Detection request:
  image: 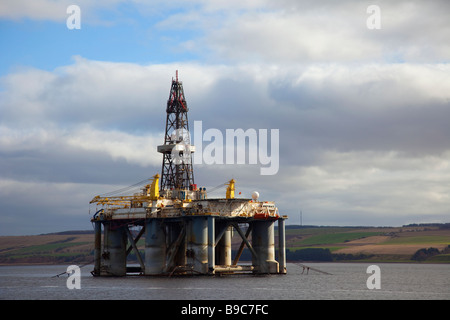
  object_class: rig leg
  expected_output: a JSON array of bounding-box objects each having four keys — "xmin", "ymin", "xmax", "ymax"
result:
[
  {"xmin": 252, "ymin": 220, "xmax": 279, "ymax": 274},
  {"xmin": 93, "ymin": 221, "xmax": 102, "ymax": 276},
  {"xmin": 103, "ymin": 223, "xmax": 127, "ymax": 276},
  {"xmin": 216, "ymin": 221, "xmax": 232, "ymax": 266},
  {"xmin": 208, "ymin": 216, "xmax": 215, "ymax": 274},
  {"xmin": 187, "ymin": 217, "xmax": 208, "ymax": 274},
  {"xmin": 278, "ymin": 218, "xmax": 287, "ymax": 274},
  {"xmin": 145, "ymin": 219, "xmax": 166, "ymax": 275}
]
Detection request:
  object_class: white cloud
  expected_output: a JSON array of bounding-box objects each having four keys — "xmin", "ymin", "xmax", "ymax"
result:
[
  {"xmin": 205, "ymin": 10, "xmax": 377, "ymax": 63},
  {"xmin": 152, "ymin": 0, "xmax": 450, "ymax": 64},
  {"xmin": 0, "ymin": 0, "xmax": 70, "ymax": 21},
  {"xmin": 275, "ymin": 150, "xmax": 450, "ymax": 224},
  {"xmin": 66, "ymin": 125, "xmax": 162, "ymax": 167},
  {"xmin": 0, "ymin": 0, "xmax": 126, "ymax": 22},
  {"xmin": 0, "ymin": 177, "xmax": 114, "ymax": 235},
  {"xmin": 1, "ymin": 57, "xmax": 171, "ymax": 129},
  {"xmin": 2, "ymin": 58, "xmax": 450, "ymax": 173},
  {"xmin": 3, "ymin": 0, "xmax": 449, "ymax": 64}
]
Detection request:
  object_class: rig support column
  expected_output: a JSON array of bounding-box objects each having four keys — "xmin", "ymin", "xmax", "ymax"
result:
[
  {"xmin": 165, "ymin": 221, "xmax": 187, "ymax": 272},
  {"xmin": 208, "ymin": 216, "xmax": 215, "ymax": 274},
  {"xmin": 278, "ymin": 218, "xmax": 287, "ymax": 274},
  {"xmin": 103, "ymin": 223, "xmax": 127, "ymax": 276},
  {"xmin": 188, "ymin": 217, "xmax": 208, "ymax": 274},
  {"xmin": 93, "ymin": 221, "xmax": 102, "ymax": 276},
  {"xmin": 252, "ymin": 220, "xmax": 279, "ymax": 274},
  {"xmin": 145, "ymin": 219, "xmax": 166, "ymax": 275},
  {"xmin": 216, "ymin": 221, "xmax": 232, "ymax": 266}
]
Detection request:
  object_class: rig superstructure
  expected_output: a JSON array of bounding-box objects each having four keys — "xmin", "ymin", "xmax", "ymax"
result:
[{"xmin": 90, "ymin": 72, "xmax": 287, "ymax": 276}]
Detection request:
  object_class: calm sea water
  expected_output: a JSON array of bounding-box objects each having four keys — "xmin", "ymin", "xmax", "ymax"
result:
[{"xmin": 0, "ymin": 263, "xmax": 449, "ymax": 300}]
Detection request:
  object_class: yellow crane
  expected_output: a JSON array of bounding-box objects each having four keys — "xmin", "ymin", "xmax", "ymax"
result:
[
  {"xmin": 90, "ymin": 174, "xmax": 160, "ymax": 208},
  {"xmin": 226, "ymin": 179, "xmax": 235, "ymax": 199}
]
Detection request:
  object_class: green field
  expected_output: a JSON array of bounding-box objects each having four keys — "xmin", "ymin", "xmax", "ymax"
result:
[
  {"xmin": 0, "ymin": 234, "xmax": 93, "ymax": 264},
  {"xmin": 283, "ymin": 225, "xmax": 450, "ymax": 263},
  {"xmin": 291, "ymin": 231, "xmax": 383, "ymax": 246},
  {"xmin": 382, "ymin": 235, "xmax": 450, "ymax": 245}
]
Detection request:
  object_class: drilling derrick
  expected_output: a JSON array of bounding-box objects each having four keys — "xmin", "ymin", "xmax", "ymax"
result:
[{"xmin": 158, "ymin": 71, "xmax": 195, "ymax": 195}]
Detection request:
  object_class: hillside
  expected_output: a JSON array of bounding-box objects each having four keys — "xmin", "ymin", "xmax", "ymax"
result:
[
  {"xmin": 283, "ymin": 224, "xmax": 450, "ymax": 263},
  {"xmin": 0, "ymin": 224, "xmax": 449, "ymax": 265},
  {"xmin": 0, "ymin": 231, "xmax": 94, "ymax": 265}
]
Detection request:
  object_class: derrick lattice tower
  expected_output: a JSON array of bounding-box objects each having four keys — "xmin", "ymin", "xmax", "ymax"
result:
[{"xmin": 157, "ymin": 71, "xmax": 195, "ymax": 193}]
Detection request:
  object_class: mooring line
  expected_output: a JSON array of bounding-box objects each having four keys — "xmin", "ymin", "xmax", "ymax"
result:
[
  {"xmin": 295, "ymin": 263, "xmax": 332, "ymax": 275},
  {"xmin": 51, "ymin": 260, "xmax": 94, "ymax": 278}
]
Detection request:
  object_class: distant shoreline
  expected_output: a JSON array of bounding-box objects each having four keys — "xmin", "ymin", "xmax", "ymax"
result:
[{"xmin": 1, "ymin": 224, "xmax": 449, "ymax": 265}]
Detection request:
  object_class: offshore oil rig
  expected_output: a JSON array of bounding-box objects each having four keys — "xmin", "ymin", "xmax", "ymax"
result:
[{"xmin": 90, "ymin": 72, "xmax": 287, "ymax": 276}]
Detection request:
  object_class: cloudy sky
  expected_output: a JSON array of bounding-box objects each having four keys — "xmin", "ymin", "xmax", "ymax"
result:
[{"xmin": 1, "ymin": 0, "xmax": 450, "ymax": 235}]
